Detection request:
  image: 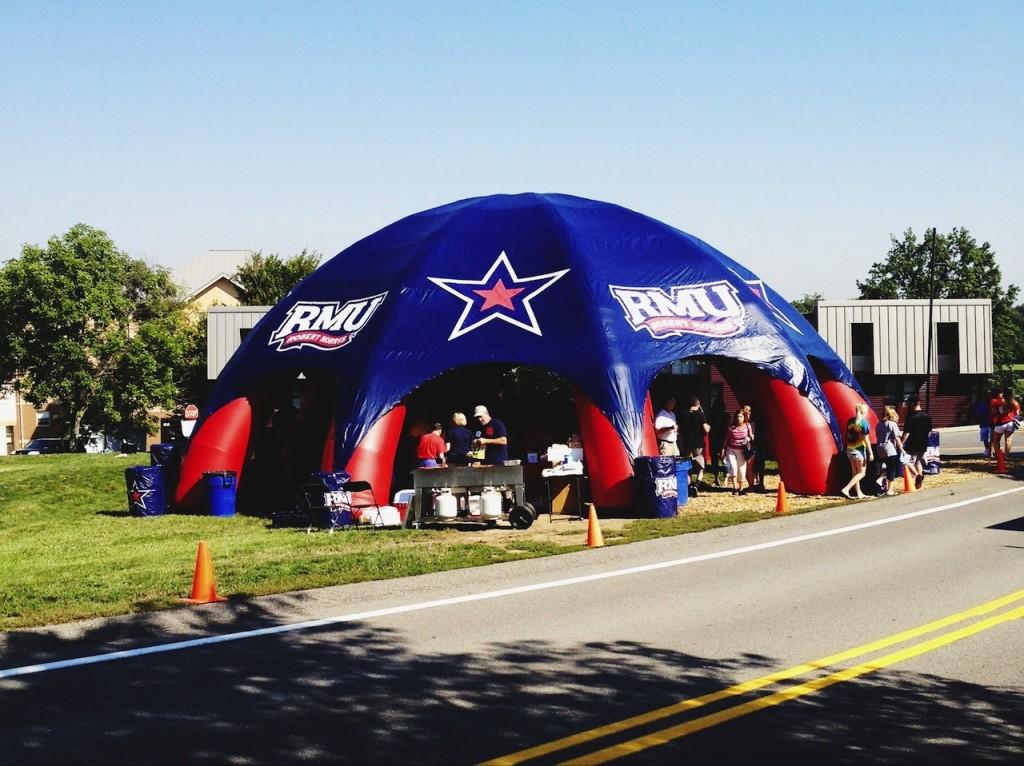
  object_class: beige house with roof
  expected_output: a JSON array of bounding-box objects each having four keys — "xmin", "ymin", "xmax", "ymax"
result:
[{"xmin": 172, "ymin": 249, "xmax": 253, "ymax": 312}]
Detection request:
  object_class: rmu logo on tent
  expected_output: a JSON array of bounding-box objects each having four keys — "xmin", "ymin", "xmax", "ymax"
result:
[
  {"xmin": 610, "ymin": 281, "xmax": 744, "ymax": 339},
  {"xmin": 269, "ymin": 293, "xmax": 387, "ymax": 352}
]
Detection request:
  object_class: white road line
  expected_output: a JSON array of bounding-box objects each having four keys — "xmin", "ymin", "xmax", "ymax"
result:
[{"xmin": 3, "ymin": 484, "xmax": 1022, "ymax": 681}]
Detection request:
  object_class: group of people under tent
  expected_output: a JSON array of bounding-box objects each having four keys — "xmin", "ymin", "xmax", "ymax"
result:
[
  {"xmin": 414, "ymin": 385, "xmax": 1009, "ymax": 501},
  {"xmin": 415, "ymin": 405, "xmax": 508, "ymax": 468},
  {"xmin": 654, "ymin": 395, "xmax": 765, "ymax": 497}
]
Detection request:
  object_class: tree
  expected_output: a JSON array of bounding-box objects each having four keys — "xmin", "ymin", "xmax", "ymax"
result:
[
  {"xmin": 236, "ymin": 249, "xmax": 321, "ymax": 305},
  {"xmin": 0, "ymin": 224, "xmax": 198, "ymax": 441},
  {"xmin": 790, "ymin": 292, "xmax": 825, "ymax": 316},
  {"xmin": 857, "ymin": 227, "xmax": 1022, "ymax": 374}
]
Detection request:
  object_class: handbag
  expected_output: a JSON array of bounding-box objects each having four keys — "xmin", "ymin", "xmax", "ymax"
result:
[{"xmin": 742, "ymin": 426, "xmax": 755, "ymax": 459}]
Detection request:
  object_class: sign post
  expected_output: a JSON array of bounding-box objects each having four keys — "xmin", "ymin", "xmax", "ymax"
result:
[{"xmin": 182, "ymin": 404, "xmax": 199, "ymax": 438}]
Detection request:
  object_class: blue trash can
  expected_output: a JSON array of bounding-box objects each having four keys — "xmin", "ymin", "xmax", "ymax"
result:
[
  {"xmin": 674, "ymin": 458, "xmax": 692, "ymax": 508},
  {"xmin": 150, "ymin": 443, "xmax": 174, "ymax": 467},
  {"xmin": 125, "ymin": 465, "xmax": 167, "ymax": 517},
  {"xmin": 203, "ymin": 470, "xmax": 237, "ymax": 517},
  {"xmin": 150, "ymin": 443, "xmax": 180, "ymax": 501},
  {"xmin": 634, "ymin": 457, "xmax": 678, "ymax": 518}
]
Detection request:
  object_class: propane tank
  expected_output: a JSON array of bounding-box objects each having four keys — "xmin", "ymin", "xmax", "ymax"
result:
[
  {"xmin": 480, "ymin": 486, "xmax": 502, "ymax": 519},
  {"xmin": 434, "ymin": 488, "xmax": 457, "ymax": 519}
]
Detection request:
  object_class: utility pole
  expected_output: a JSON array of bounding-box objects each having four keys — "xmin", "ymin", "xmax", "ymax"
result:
[{"xmin": 925, "ymin": 228, "xmax": 937, "ymax": 412}]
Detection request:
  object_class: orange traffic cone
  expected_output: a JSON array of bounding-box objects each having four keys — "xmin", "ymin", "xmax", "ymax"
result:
[
  {"xmin": 996, "ymin": 448, "xmax": 1007, "ymax": 474},
  {"xmin": 775, "ymin": 480, "xmax": 789, "ymax": 514},
  {"xmin": 184, "ymin": 541, "xmax": 227, "ymax": 604},
  {"xmin": 586, "ymin": 503, "xmax": 605, "ymax": 548},
  {"xmin": 902, "ymin": 465, "xmax": 916, "ymax": 493}
]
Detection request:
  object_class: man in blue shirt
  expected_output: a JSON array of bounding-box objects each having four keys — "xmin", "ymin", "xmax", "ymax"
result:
[{"xmin": 473, "ymin": 405, "xmax": 509, "ymax": 465}]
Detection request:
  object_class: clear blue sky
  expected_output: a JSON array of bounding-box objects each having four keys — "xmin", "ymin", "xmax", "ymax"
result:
[{"xmin": 2, "ymin": 1, "xmax": 1021, "ymax": 301}]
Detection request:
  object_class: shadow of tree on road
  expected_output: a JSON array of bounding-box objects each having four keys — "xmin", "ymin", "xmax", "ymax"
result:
[{"xmin": 1, "ymin": 594, "xmax": 1021, "ymax": 765}]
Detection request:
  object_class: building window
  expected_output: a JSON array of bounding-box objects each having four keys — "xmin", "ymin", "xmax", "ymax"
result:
[
  {"xmin": 850, "ymin": 323, "xmax": 874, "ymax": 373},
  {"xmin": 4, "ymin": 426, "xmax": 12, "ymax": 455},
  {"xmin": 936, "ymin": 322, "xmax": 959, "ymax": 373},
  {"xmin": 883, "ymin": 377, "xmax": 922, "ymax": 406},
  {"xmin": 35, "ymin": 410, "xmax": 51, "ymax": 426}
]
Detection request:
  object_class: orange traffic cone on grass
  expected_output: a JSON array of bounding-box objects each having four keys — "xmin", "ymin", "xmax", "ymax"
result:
[
  {"xmin": 775, "ymin": 481, "xmax": 789, "ymax": 514},
  {"xmin": 902, "ymin": 465, "xmax": 917, "ymax": 493},
  {"xmin": 586, "ymin": 503, "xmax": 605, "ymax": 548},
  {"xmin": 184, "ymin": 540, "xmax": 227, "ymax": 604}
]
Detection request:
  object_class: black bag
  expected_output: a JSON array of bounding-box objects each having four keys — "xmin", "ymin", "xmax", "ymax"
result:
[{"xmin": 860, "ymin": 459, "xmax": 886, "ymax": 496}]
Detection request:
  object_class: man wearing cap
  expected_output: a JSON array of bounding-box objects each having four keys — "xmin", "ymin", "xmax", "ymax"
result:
[{"xmin": 473, "ymin": 405, "xmax": 509, "ymax": 465}]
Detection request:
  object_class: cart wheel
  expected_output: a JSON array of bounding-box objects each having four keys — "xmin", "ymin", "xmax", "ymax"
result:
[{"xmin": 509, "ymin": 503, "xmax": 536, "ymax": 530}]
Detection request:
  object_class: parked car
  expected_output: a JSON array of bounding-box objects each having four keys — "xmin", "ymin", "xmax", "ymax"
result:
[{"xmin": 13, "ymin": 438, "xmax": 69, "ymax": 455}]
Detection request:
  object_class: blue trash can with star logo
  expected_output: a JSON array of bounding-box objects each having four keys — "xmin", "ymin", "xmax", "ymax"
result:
[{"xmin": 125, "ymin": 465, "xmax": 167, "ymax": 517}]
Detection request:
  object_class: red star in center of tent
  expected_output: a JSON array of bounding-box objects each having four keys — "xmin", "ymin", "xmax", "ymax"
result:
[
  {"xmin": 428, "ymin": 251, "xmax": 570, "ymax": 340},
  {"xmin": 473, "ymin": 279, "xmax": 525, "ymax": 311}
]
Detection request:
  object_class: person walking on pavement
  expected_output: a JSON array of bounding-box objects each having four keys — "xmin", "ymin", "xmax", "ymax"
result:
[
  {"xmin": 875, "ymin": 406, "xmax": 904, "ymax": 496},
  {"xmin": 840, "ymin": 412, "xmax": 873, "ymax": 499},
  {"xmin": 902, "ymin": 395, "xmax": 933, "ymax": 489},
  {"xmin": 993, "ymin": 387, "xmax": 1021, "ymax": 457}
]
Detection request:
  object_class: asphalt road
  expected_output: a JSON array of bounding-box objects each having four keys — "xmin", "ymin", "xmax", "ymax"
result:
[{"xmin": 2, "ymin": 474, "xmax": 1023, "ymax": 765}]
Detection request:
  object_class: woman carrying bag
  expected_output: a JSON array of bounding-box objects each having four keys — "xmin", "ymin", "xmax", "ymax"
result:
[
  {"xmin": 721, "ymin": 409, "xmax": 754, "ymax": 496},
  {"xmin": 875, "ymin": 406, "xmax": 904, "ymax": 497}
]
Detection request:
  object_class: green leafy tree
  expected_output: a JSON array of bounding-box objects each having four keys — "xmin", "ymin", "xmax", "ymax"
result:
[
  {"xmin": 790, "ymin": 292, "xmax": 825, "ymax": 316},
  {"xmin": 857, "ymin": 228, "xmax": 1021, "ymax": 375},
  {"xmin": 236, "ymin": 249, "xmax": 321, "ymax": 305},
  {"xmin": 0, "ymin": 224, "xmax": 197, "ymax": 440}
]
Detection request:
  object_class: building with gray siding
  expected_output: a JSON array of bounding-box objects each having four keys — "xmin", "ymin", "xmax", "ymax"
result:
[
  {"xmin": 208, "ymin": 306, "xmax": 273, "ymax": 380},
  {"xmin": 817, "ymin": 299, "xmax": 993, "ymax": 426}
]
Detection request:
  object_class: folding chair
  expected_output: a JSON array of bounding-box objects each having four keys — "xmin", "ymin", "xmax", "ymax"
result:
[
  {"xmin": 303, "ymin": 471, "xmax": 353, "ymax": 533},
  {"xmin": 340, "ymin": 479, "xmax": 384, "ymax": 527}
]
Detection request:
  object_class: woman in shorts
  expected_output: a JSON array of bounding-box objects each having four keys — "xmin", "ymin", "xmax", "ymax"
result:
[
  {"xmin": 993, "ymin": 387, "xmax": 1021, "ymax": 457},
  {"xmin": 840, "ymin": 414, "xmax": 874, "ymax": 499}
]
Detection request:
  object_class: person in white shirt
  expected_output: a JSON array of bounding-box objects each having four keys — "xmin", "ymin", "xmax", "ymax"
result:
[{"xmin": 655, "ymin": 397, "xmax": 680, "ymax": 457}]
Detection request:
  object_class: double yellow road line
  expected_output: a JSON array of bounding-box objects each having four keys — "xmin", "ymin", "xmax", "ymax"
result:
[{"xmin": 482, "ymin": 588, "xmax": 1024, "ymax": 765}]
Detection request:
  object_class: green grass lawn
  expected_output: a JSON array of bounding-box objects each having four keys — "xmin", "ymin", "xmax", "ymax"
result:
[{"xmin": 0, "ymin": 454, "xmax": 809, "ymax": 630}]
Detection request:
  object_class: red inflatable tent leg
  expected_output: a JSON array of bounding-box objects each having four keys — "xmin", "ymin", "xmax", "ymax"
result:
[
  {"xmin": 343, "ymin": 404, "xmax": 406, "ymax": 507},
  {"xmin": 716, "ymin": 362, "xmax": 837, "ymax": 495},
  {"xmin": 575, "ymin": 389, "xmax": 634, "ymax": 509},
  {"xmin": 641, "ymin": 393, "xmax": 659, "ymax": 457},
  {"xmin": 175, "ymin": 397, "xmax": 254, "ymax": 509},
  {"xmin": 820, "ymin": 379, "xmax": 878, "ymax": 435}
]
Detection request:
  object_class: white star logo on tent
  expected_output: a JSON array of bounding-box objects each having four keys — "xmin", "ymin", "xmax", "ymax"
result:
[{"xmin": 428, "ymin": 251, "xmax": 570, "ymax": 341}]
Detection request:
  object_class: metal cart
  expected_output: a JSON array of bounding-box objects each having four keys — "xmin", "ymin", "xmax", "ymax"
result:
[{"xmin": 407, "ymin": 465, "xmax": 537, "ymax": 529}]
